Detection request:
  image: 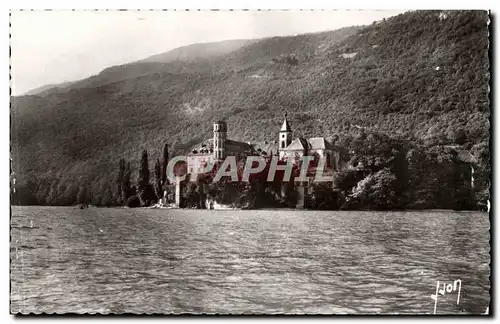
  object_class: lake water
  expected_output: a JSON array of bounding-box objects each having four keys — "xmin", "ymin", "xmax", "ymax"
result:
[{"xmin": 10, "ymin": 206, "xmax": 490, "ymax": 314}]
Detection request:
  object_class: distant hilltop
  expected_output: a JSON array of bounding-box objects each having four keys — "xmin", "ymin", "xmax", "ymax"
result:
[
  {"xmin": 138, "ymin": 39, "xmax": 255, "ymax": 64},
  {"xmin": 22, "ymin": 80, "xmax": 77, "ymax": 97}
]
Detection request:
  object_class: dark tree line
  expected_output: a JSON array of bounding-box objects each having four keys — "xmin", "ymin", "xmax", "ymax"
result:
[
  {"xmin": 11, "ymin": 130, "xmax": 487, "ymax": 211},
  {"xmin": 112, "ymin": 143, "xmax": 172, "ymax": 208}
]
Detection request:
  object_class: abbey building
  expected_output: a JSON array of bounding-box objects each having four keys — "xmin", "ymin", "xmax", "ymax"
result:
[{"xmin": 187, "ymin": 115, "xmax": 342, "ymax": 174}]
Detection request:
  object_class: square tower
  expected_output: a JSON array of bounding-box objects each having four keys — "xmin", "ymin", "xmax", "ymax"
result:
[{"xmin": 213, "ymin": 120, "xmax": 227, "ymax": 161}]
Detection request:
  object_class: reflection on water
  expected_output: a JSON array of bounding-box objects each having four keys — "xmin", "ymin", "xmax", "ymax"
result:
[{"xmin": 10, "ymin": 207, "xmax": 490, "ymax": 314}]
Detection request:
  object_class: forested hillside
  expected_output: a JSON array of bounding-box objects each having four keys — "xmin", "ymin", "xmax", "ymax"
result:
[{"xmin": 11, "ymin": 10, "xmax": 490, "ymax": 208}]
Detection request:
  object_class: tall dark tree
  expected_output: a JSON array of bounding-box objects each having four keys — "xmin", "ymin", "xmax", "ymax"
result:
[
  {"xmin": 116, "ymin": 158, "xmax": 126, "ymax": 204},
  {"xmin": 76, "ymin": 184, "xmax": 88, "ymax": 205},
  {"xmin": 154, "ymin": 158, "xmax": 162, "ymax": 200},
  {"xmin": 158, "ymin": 143, "xmax": 170, "ymax": 201},
  {"xmin": 138, "ymin": 150, "xmax": 150, "ymax": 188},
  {"xmin": 161, "ymin": 143, "xmax": 169, "ymax": 188},
  {"xmin": 121, "ymin": 162, "xmax": 132, "ymax": 203},
  {"xmin": 137, "ymin": 150, "xmax": 157, "ymax": 206}
]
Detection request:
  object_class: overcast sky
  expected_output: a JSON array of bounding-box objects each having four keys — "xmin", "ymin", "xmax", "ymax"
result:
[{"xmin": 10, "ymin": 10, "xmax": 404, "ymax": 95}]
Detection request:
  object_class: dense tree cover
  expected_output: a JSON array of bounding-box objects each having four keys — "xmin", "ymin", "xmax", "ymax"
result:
[
  {"xmin": 126, "ymin": 195, "xmax": 141, "ymax": 208},
  {"xmin": 173, "ymin": 157, "xmax": 302, "ymax": 209},
  {"xmin": 348, "ymin": 168, "xmax": 399, "ymax": 210},
  {"xmin": 307, "ymin": 182, "xmax": 345, "ymax": 210},
  {"xmin": 11, "ymin": 10, "xmax": 489, "ymax": 209},
  {"xmin": 177, "ymin": 129, "xmax": 481, "ymax": 210},
  {"xmin": 326, "ymin": 131, "xmax": 480, "ymax": 210}
]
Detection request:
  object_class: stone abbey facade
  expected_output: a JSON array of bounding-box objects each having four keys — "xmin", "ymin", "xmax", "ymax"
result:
[{"xmin": 187, "ymin": 115, "xmax": 342, "ymax": 174}]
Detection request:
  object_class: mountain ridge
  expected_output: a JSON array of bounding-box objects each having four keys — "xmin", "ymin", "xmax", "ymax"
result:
[
  {"xmin": 19, "ymin": 39, "xmax": 254, "ymax": 96},
  {"xmin": 138, "ymin": 38, "xmax": 255, "ymax": 63}
]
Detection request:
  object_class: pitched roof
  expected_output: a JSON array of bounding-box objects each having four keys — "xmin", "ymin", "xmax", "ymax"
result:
[
  {"xmin": 189, "ymin": 138, "xmax": 254, "ymax": 155},
  {"xmin": 226, "ymin": 139, "xmax": 253, "ymax": 152},
  {"xmin": 283, "ymin": 137, "xmax": 309, "ymax": 151},
  {"xmin": 444, "ymin": 145, "xmax": 478, "ymax": 164},
  {"xmin": 281, "ymin": 137, "xmax": 337, "ymax": 151},
  {"xmin": 189, "ymin": 138, "xmax": 214, "ymax": 155},
  {"xmin": 308, "ymin": 137, "xmax": 334, "ymax": 150},
  {"xmin": 280, "ymin": 117, "xmax": 292, "ymax": 132},
  {"xmin": 457, "ymin": 150, "xmax": 478, "ymax": 164}
]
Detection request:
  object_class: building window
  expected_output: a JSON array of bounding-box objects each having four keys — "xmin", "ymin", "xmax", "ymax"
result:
[
  {"xmin": 281, "ymin": 141, "xmax": 285, "ymax": 149},
  {"xmin": 281, "ymin": 134, "xmax": 285, "ymax": 139}
]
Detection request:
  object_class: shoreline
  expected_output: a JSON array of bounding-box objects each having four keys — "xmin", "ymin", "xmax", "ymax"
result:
[{"xmin": 10, "ymin": 205, "xmax": 488, "ymax": 213}]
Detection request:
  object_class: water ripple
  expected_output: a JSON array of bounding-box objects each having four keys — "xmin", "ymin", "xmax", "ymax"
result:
[{"xmin": 11, "ymin": 207, "xmax": 490, "ymax": 314}]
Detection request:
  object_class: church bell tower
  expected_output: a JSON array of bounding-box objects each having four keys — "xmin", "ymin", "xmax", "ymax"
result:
[
  {"xmin": 213, "ymin": 120, "xmax": 227, "ymax": 161},
  {"xmin": 279, "ymin": 113, "xmax": 292, "ymax": 150}
]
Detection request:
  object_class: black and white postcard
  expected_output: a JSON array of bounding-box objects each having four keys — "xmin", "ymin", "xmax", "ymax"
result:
[{"xmin": 9, "ymin": 9, "xmax": 491, "ymax": 315}]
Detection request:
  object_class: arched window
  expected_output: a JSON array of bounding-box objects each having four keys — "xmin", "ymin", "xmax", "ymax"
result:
[{"xmin": 281, "ymin": 141, "xmax": 285, "ymax": 149}]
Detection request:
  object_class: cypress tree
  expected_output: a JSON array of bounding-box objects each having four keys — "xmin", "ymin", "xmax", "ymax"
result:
[
  {"xmin": 122, "ymin": 162, "xmax": 132, "ymax": 203},
  {"xmin": 116, "ymin": 158, "xmax": 126, "ymax": 204},
  {"xmin": 154, "ymin": 158, "xmax": 162, "ymax": 199},
  {"xmin": 76, "ymin": 183, "xmax": 88, "ymax": 205},
  {"xmin": 138, "ymin": 150, "xmax": 150, "ymax": 189},
  {"xmin": 161, "ymin": 143, "xmax": 169, "ymax": 187},
  {"xmin": 137, "ymin": 150, "xmax": 156, "ymax": 206}
]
